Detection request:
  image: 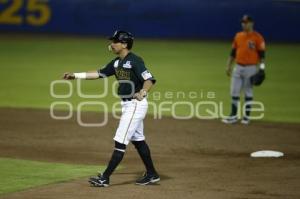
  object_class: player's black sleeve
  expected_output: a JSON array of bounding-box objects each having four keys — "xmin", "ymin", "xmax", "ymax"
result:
[
  {"xmin": 258, "ymin": 50, "xmax": 265, "ymax": 59},
  {"xmin": 230, "ymin": 48, "xmax": 236, "ymax": 58},
  {"xmin": 97, "ymin": 60, "xmax": 115, "ymax": 78},
  {"xmin": 133, "ymin": 57, "xmax": 156, "ymax": 84}
]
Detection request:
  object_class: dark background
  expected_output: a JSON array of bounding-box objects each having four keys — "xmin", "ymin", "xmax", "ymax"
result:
[{"xmin": 1, "ymin": 0, "xmax": 300, "ymax": 41}]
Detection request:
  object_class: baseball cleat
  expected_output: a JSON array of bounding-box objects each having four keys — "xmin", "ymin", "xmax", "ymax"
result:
[
  {"xmin": 241, "ymin": 117, "xmax": 250, "ymax": 125},
  {"xmin": 221, "ymin": 116, "xmax": 238, "ymax": 124},
  {"xmin": 136, "ymin": 172, "xmax": 160, "ymax": 185},
  {"xmin": 89, "ymin": 174, "xmax": 109, "ymax": 187}
]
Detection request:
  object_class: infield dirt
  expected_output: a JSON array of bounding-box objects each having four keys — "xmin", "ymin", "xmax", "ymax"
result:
[{"xmin": 0, "ymin": 108, "xmax": 300, "ymax": 199}]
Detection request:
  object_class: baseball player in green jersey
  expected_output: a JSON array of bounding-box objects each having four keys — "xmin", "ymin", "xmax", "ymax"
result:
[{"xmin": 63, "ymin": 30, "xmax": 160, "ymax": 187}]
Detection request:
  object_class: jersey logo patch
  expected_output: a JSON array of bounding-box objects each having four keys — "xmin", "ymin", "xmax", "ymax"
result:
[
  {"xmin": 141, "ymin": 70, "xmax": 153, "ymax": 80},
  {"xmin": 123, "ymin": 61, "xmax": 132, "ymax": 69},
  {"xmin": 114, "ymin": 60, "xmax": 119, "ymax": 68},
  {"xmin": 248, "ymin": 41, "xmax": 256, "ymax": 49}
]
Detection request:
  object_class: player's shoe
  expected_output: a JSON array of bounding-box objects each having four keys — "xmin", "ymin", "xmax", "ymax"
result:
[
  {"xmin": 241, "ymin": 117, "xmax": 250, "ymax": 125},
  {"xmin": 136, "ymin": 172, "xmax": 160, "ymax": 185},
  {"xmin": 221, "ymin": 116, "xmax": 238, "ymax": 124},
  {"xmin": 89, "ymin": 173, "xmax": 109, "ymax": 187}
]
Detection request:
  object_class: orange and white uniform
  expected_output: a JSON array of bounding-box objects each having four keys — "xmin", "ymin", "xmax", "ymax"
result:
[{"xmin": 230, "ymin": 31, "xmax": 266, "ymax": 99}]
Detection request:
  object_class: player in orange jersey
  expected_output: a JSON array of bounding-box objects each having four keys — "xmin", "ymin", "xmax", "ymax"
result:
[{"xmin": 222, "ymin": 15, "xmax": 266, "ymax": 124}]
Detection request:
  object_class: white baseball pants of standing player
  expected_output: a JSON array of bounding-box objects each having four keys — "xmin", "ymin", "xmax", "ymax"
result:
[{"xmin": 114, "ymin": 98, "xmax": 148, "ymax": 145}]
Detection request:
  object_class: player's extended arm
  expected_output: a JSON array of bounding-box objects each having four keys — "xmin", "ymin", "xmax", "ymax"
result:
[
  {"xmin": 134, "ymin": 80, "xmax": 153, "ymax": 101},
  {"xmin": 226, "ymin": 49, "xmax": 236, "ymax": 77},
  {"xmin": 63, "ymin": 71, "xmax": 99, "ymax": 80}
]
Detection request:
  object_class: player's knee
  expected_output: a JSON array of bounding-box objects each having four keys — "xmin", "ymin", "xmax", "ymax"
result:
[
  {"xmin": 115, "ymin": 141, "xmax": 126, "ymax": 153},
  {"xmin": 132, "ymin": 140, "xmax": 146, "ymax": 149}
]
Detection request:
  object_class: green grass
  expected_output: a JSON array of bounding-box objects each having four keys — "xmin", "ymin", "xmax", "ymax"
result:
[
  {"xmin": 0, "ymin": 157, "xmax": 105, "ymax": 195},
  {"xmin": 0, "ymin": 35, "xmax": 299, "ymax": 122}
]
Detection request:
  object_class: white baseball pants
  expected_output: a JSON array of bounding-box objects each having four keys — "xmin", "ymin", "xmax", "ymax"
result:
[{"xmin": 114, "ymin": 98, "xmax": 148, "ymax": 145}]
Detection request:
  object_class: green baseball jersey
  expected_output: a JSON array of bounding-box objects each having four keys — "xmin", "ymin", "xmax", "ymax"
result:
[{"xmin": 98, "ymin": 52, "xmax": 156, "ymax": 98}]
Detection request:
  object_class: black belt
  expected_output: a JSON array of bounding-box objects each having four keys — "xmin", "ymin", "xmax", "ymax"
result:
[
  {"xmin": 237, "ymin": 63, "xmax": 256, "ymax": 67},
  {"xmin": 121, "ymin": 98, "xmax": 133, "ymax": 102}
]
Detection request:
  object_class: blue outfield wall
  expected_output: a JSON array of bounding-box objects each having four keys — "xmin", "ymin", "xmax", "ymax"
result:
[{"xmin": 0, "ymin": 0, "xmax": 300, "ymax": 41}]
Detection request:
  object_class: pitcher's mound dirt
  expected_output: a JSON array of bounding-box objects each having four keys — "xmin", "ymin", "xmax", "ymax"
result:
[{"xmin": 0, "ymin": 108, "xmax": 300, "ymax": 199}]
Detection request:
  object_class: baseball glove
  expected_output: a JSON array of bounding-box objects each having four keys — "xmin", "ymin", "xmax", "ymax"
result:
[{"xmin": 250, "ymin": 69, "xmax": 265, "ymax": 86}]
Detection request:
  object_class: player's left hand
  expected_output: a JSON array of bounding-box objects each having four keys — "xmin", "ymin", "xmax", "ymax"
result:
[
  {"xmin": 134, "ymin": 89, "xmax": 147, "ymax": 101},
  {"xmin": 63, "ymin": 72, "xmax": 75, "ymax": 80},
  {"xmin": 226, "ymin": 67, "xmax": 232, "ymax": 77}
]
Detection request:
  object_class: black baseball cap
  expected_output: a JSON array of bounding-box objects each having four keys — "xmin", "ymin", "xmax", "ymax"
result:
[{"xmin": 241, "ymin": 15, "xmax": 254, "ymax": 23}]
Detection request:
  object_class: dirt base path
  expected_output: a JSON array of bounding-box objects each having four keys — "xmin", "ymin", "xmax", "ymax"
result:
[{"xmin": 0, "ymin": 108, "xmax": 300, "ymax": 199}]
